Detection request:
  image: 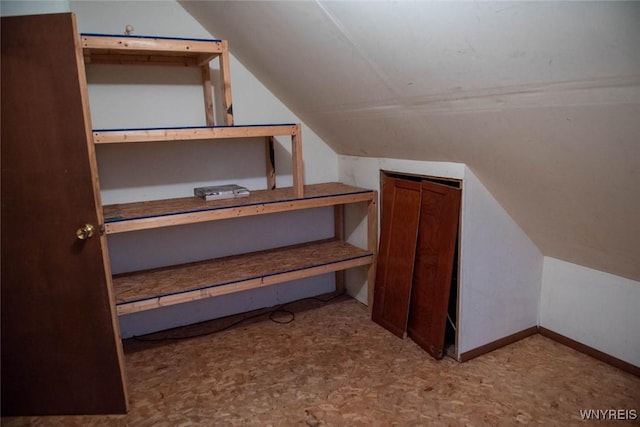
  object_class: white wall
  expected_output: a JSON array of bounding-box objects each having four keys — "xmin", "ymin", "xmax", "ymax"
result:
[
  {"xmin": 69, "ymin": 0, "xmax": 339, "ymax": 337},
  {"xmin": 458, "ymin": 168, "xmax": 543, "ymax": 355},
  {"xmin": 540, "ymin": 257, "xmax": 640, "ymax": 367},
  {"xmin": 0, "ymin": 0, "xmax": 69, "ymax": 16},
  {"xmin": 338, "ymin": 156, "xmax": 543, "ymax": 356}
]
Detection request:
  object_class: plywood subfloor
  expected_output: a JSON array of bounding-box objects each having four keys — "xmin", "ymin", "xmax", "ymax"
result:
[{"xmin": 4, "ymin": 296, "xmax": 639, "ymax": 426}]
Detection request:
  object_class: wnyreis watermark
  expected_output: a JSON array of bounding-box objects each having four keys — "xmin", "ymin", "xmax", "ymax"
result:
[{"xmin": 579, "ymin": 409, "xmax": 637, "ymax": 421}]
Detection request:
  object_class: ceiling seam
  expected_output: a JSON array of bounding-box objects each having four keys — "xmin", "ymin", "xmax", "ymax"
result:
[{"xmin": 314, "ymin": 0, "xmax": 402, "ymax": 105}]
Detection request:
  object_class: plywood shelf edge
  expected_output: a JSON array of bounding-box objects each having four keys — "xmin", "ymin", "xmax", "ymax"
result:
[
  {"xmin": 93, "ymin": 124, "xmax": 300, "ymax": 144},
  {"xmin": 81, "ymin": 33, "xmax": 224, "ymax": 66}
]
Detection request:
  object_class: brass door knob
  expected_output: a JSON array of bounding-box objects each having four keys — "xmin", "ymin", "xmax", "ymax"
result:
[{"xmin": 76, "ymin": 224, "xmax": 96, "ymax": 240}]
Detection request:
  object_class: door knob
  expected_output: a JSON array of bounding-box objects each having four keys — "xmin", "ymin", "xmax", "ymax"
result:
[{"xmin": 76, "ymin": 224, "xmax": 96, "ymax": 240}]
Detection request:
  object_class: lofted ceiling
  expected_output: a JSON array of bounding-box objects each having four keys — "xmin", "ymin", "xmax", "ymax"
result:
[{"xmin": 179, "ymin": 1, "xmax": 640, "ymax": 281}]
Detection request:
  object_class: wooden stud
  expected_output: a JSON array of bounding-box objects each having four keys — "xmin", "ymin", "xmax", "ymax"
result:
[
  {"xmin": 334, "ymin": 204, "xmax": 346, "ymax": 294},
  {"xmin": 265, "ymin": 136, "xmax": 276, "ymax": 190},
  {"xmin": 291, "ymin": 125, "xmax": 304, "ymax": 198},
  {"xmin": 219, "ymin": 40, "xmax": 234, "ymax": 125},
  {"xmin": 201, "ymin": 64, "xmax": 214, "ymax": 126}
]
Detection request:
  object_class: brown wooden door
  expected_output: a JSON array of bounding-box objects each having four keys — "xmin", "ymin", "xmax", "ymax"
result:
[
  {"xmin": 407, "ymin": 181, "xmax": 461, "ymax": 359},
  {"xmin": 1, "ymin": 13, "xmax": 128, "ymax": 415},
  {"xmin": 372, "ymin": 176, "xmax": 422, "ymax": 337}
]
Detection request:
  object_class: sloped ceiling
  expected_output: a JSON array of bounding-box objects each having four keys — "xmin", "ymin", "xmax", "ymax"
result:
[{"xmin": 179, "ymin": 1, "xmax": 640, "ymax": 282}]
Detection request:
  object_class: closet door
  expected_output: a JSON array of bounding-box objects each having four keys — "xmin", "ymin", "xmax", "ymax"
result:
[
  {"xmin": 372, "ymin": 176, "xmax": 422, "ymax": 337},
  {"xmin": 407, "ymin": 181, "xmax": 461, "ymax": 359},
  {"xmin": 1, "ymin": 13, "xmax": 127, "ymax": 415}
]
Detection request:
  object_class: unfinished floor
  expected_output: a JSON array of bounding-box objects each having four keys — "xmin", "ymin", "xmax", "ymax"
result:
[{"xmin": 4, "ymin": 295, "xmax": 639, "ymax": 426}]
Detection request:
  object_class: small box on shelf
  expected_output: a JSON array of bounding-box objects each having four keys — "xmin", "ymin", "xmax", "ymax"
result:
[{"xmin": 194, "ymin": 184, "xmax": 250, "ymax": 201}]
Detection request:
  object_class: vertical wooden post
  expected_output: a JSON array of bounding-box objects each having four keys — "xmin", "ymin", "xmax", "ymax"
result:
[
  {"xmin": 367, "ymin": 193, "xmax": 378, "ymax": 311},
  {"xmin": 291, "ymin": 124, "xmax": 304, "ymax": 197},
  {"xmin": 219, "ymin": 40, "xmax": 234, "ymax": 125},
  {"xmin": 334, "ymin": 204, "xmax": 345, "ymax": 294},
  {"xmin": 265, "ymin": 136, "xmax": 276, "ymax": 190},
  {"xmin": 201, "ymin": 64, "xmax": 214, "ymax": 126}
]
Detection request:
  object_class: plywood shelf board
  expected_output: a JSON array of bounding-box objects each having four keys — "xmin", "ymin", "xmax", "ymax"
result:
[
  {"xmin": 114, "ymin": 239, "xmax": 373, "ymax": 315},
  {"xmin": 82, "ymin": 33, "xmax": 222, "ymax": 43},
  {"xmin": 103, "ymin": 183, "xmax": 374, "ymax": 234},
  {"xmin": 93, "ymin": 124, "xmax": 299, "ymax": 144},
  {"xmin": 93, "ymin": 124, "xmax": 298, "ymax": 132}
]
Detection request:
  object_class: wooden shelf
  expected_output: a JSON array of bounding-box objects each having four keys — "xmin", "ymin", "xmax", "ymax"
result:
[
  {"xmin": 82, "ymin": 32, "xmax": 234, "ymax": 126},
  {"xmin": 93, "ymin": 123, "xmax": 304, "ymax": 196},
  {"xmin": 103, "ymin": 183, "xmax": 375, "ymax": 234},
  {"xmin": 93, "ymin": 124, "xmax": 299, "ymax": 144},
  {"xmin": 81, "ymin": 33, "xmax": 224, "ymax": 66},
  {"xmin": 113, "ymin": 239, "xmax": 373, "ymax": 315}
]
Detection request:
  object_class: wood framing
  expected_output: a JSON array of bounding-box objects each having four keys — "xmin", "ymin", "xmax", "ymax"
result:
[
  {"xmin": 291, "ymin": 125, "xmax": 304, "ymax": 197},
  {"xmin": 84, "ymin": 33, "xmax": 301, "ymax": 195},
  {"xmin": 82, "ymin": 33, "xmax": 233, "ymax": 127},
  {"xmin": 265, "ymin": 136, "xmax": 276, "ymax": 190},
  {"xmin": 93, "ymin": 124, "xmax": 299, "ymax": 144},
  {"xmin": 334, "ymin": 205, "xmax": 346, "ymax": 294},
  {"xmin": 219, "ymin": 40, "xmax": 234, "ymax": 125},
  {"xmin": 94, "ymin": 124, "xmax": 301, "ymax": 195},
  {"xmin": 81, "ymin": 34, "xmax": 223, "ymax": 66},
  {"xmin": 201, "ymin": 65, "xmax": 214, "ymax": 126}
]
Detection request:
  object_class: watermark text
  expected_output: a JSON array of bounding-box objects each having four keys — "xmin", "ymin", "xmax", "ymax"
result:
[{"xmin": 580, "ymin": 409, "xmax": 637, "ymax": 421}]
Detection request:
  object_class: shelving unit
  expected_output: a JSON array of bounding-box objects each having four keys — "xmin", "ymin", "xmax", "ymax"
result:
[
  {"xmin": 82, "ymin": 33, "xmax": 378, "ymax": 319},
  {"xmin": 104, "ymin": 182, "xmax": 377, "ymax": 314}
]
